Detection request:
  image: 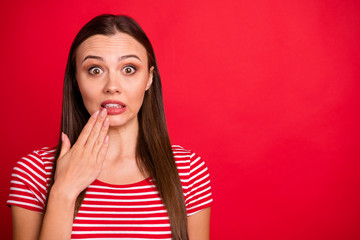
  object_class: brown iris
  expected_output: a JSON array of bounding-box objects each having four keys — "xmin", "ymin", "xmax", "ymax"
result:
[
  {"xmin": 93, "ymin": 68, "xmax": 101, "ymax": 74},
  {"xmin": 124, "ymin": 67, "xmax": 133, "ymax": 74}
]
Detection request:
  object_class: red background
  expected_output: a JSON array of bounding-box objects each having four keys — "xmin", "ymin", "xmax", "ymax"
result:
[{"xmin": 1, "ymin": 0, "xmax": 360, "ymax": 239}]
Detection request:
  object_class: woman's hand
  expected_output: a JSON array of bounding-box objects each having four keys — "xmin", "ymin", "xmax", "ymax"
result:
[{"xmin": 53, "ymin": 108, "xmax": 110, "ymax": 200}]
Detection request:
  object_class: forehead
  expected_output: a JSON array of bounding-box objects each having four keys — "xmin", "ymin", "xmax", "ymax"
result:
[{"xmin": 76, "ymin": 32, "xmax": 148, "ymax": 62}]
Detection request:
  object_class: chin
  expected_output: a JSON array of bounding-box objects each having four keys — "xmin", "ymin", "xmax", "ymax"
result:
[{"xmin": 108, "ymin": 115, "xmax": 138, "ymax": 128}]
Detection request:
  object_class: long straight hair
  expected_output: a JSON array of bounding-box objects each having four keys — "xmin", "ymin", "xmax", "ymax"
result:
[{"xmin": 46, "ymin": 14, "xmax": 188, "ymax": 239}]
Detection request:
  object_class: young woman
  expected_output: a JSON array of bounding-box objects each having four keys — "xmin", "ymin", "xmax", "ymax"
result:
[{"xmin": 7, "ymin": 14, "xmax": 212, "ymax": 240}]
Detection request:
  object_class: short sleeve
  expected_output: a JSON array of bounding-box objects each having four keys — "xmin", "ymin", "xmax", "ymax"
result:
[
  {"xmin": 185, "ymin": 152, "xmax": 213, "ymax": 216},
  {"xmin": 7, "ymin": 150, "xmax": 50, "ymax": 213}
]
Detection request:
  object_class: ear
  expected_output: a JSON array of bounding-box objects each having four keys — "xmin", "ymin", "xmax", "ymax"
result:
[{"xmin": 145, "ymin": 66, "xmax": 154, "ymax": 91}]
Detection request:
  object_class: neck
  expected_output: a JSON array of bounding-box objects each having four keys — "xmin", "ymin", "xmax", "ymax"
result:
[{"xmin": 105, "ymin": 118, "xmax": 139, "ymax": 163}]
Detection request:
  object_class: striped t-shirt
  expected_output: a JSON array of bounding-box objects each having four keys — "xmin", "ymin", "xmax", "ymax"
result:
[{"xmin": 7, "ymin": 145, "xmax": 213, "ymax": 239}]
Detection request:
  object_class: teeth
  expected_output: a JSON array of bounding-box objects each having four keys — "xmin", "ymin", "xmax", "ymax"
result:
[{"xmin": 104, "ymin": 103, "xmax": 123, "ymax": 108}]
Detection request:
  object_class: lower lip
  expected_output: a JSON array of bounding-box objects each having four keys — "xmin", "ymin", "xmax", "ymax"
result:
[{"xmin": 101, "ymin": 106, "xmax": 126, "ymax": 115}]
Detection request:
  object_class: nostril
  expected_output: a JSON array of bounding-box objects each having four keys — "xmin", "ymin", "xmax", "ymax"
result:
[{"xmin": 105, "ymin": 87, "xmax": 121, "ymax": 94}]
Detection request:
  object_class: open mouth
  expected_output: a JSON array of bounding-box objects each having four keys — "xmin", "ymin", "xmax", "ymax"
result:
[{"xmin": 101, "ymin": 103, "xmax": 125, "ymax": 109}]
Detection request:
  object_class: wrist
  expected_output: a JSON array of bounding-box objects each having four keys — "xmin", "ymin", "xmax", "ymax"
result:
[{"xmin": 50, "ymin": 182, "xmax": 78, "ymax": 205}]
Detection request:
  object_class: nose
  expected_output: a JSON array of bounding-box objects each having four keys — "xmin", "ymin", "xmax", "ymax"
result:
[{"xmin": 104, "ymin": 71, "xmax": 121, "ymax": 94}]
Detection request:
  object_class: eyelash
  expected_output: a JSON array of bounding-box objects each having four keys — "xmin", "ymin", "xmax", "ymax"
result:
[{"xmin": 87, "ymin": 65, "xmax": 137, "ymax": 75}]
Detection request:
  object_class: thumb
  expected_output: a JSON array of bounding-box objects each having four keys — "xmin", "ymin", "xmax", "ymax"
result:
[{"xmin": 59, "ymin": 132, "xmax": 71, "ymax": 159}]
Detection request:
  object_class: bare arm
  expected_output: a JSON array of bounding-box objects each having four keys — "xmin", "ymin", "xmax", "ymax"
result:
[
  {"xmin": 38, "ymin": 186, "xmax": 77, "ymax": 240},
  {"xmin": 11, "ymin": 109, "xmax": 109, "ymax": 240},
  {"xmin": 188, "ymin": 207, "xmax": 211, "ymax": 240},
  {"xmin": 11, "ymin": 206, "xmax": 43, "ymax": 240},
  {"xmin": 11, "ymin": 183, "xmax": 77, "ymax": 240}
]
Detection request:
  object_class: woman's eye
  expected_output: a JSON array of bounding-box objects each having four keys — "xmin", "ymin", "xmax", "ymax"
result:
[
  {"xmin": 123, "ymin": 66, "xmax": 136, "ymax": 75},
  {"xmin": 89, "ymin": 67, "xmax": 103, "ymax": 75}
]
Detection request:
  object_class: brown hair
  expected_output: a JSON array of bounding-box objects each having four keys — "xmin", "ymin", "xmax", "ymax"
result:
[{"xmin": 46, "ymin": 14, "xmax": 188, "ymax": 239}]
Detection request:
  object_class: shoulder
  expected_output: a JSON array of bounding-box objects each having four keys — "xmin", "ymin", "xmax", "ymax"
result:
[
  {"xmin": 7, "ymin": 146, "xmax": 57, "ymax": 212},
  {"xmin": 172, "ymin": 145, "xmax": 208, "ymax": 173},
  {"xmin": 171, "ymin": 145, "xmax": 213, "ymax": 215},
  {"xmin": 11, "ymin": 146, "xmax": 57, "ymax": 187},
  {"xmin": 16, "ymin": 147, "xmax": 56, "ymax": 174},
  {"xmin": 172, "ymin": 145, "xmax": 193, "ymax": 160},
  {"xmin": 171, "ymin": 144, "xmax": 211, "ymax": 187}
]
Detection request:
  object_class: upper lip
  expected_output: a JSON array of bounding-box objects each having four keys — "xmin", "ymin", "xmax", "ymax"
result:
[{"xmin": 101, "ymin": 100, "xmax": 126, "ymax": 108}]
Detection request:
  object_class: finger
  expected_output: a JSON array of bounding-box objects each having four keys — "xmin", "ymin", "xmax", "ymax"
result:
[
  {"xmin": 84, "ymin": 108, "xmax": 107, "ymax": 150},
  {"xmin": 96, "ymin": 135, "xmax": 109, "ymax": 165},
  {"xmin": 58, "ymin": 132, "xmax": 71, "ymax": 159},
  {"xmin": 92, "ymin": 117, "xmax": 110, "ymax": 154},
  {"xmin": 74, "ymin": 110, "xmax": 100, "ymax": 147}
]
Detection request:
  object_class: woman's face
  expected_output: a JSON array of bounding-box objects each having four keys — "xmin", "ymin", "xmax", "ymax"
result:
[{"xmin": 75, "ymin": 32, "xmax": 153, "ymax": 128}]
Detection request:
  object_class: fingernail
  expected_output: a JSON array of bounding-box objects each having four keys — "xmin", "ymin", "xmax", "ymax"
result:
[
  {"xmin": 100, "ymin": 108, "xmax": 107, "ymax": 118},
  {"xmin": 103, "ymin": 117, "xmax": 109, "ymax": 127},
  {"xmin": 61, "ymin": 132, "xmax": 65, "ymax": 142},
  {"xmin": 92, "ymin": 110, "xmax": 100, "ymax": 119},
  {"xmin": 104, "ymin": 135, "xmax": 109, "ymax": 144}
]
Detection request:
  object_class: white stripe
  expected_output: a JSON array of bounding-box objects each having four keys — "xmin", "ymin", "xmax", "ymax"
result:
[
  {"xmin": 189, "ymin": 168, "xmax": 207, "ymax": 182},
  {"xmin": 81, "ymin": 204, "xmax": 164, "ymax": 208},
  {"xmin": 174, "ymin": 155, "xmax": 191, "ymax": 158},
  {"xmin": 172, "ymin": 149, "xmax": 190, "ymax": 152},
  {"xmin": 177, "ymin": 166, "xmax": 190, "ymax": 170},
  {"xmin": 190, "ymin": 156, "xmax": 200, "ymax": 167},
  {"xmin": 38, "ymin": 149, "xmax": 56, "ymax": 154},
  {"xmin": 86, "ymin": 191, "xmax": 158, "ymax": 197},
  {"xmin": 22, "ymin": 156, "xmax": 46, "ymax": 175},
  {"xmin": 13, "ymin": 168, "xmax": 46, "ymax": 191},
  {"xmin": 75, "ymin": 216, "xmax": 169, "ymax": 221},
  {"xmin": 171, "ymin": 145, "xmax": 184, "ymax": 148},
  {"xmin": 71, "ymin": 238, "xmax": 171, "ymax": 240},
  {"xmin": 72, "ymin": 223, "xmax": 170, "ymax": 227},
  {"xmin": 24, "ymin": 154, "xmax": 43, "ymax": 166},
  {"xmin": 175, "ymin": 160, "xmax": 190, "ymax": 164},
  {"xmin": 10, "ymin": 180, "xmax": 25, "ymax": 185},
  {"xmin": 7, "ymin": 200, "xmax": 43, "ymax": 210},
  {"xmin": 78, "ymin": 210, "xmax": 167, "ymax": 215},
  {"xmin": 72, "ymin": 230, "xmax": 171, "ymax": 235},
  {"xmin": 16, "ymin": 162, "xmax": 46, "ymax": 182},
  {"xmin": 84, "ymin": 197, "xmax": 161, "ymax": 203},
  {"xmin": 189, "ymin": 180, "xmax": 210, "ymax": 194},
  {"xmin": 178, "ymin": 172, "xmax": 189, "ymax": 176},
  {"xmin": 172, "ymin": 150, "xmax": 190, "ymax": 153},
  {"xmin": 180, "ymin": 178, "xmax": 190, "ymax": 183},
  {"xmin": 12, "ymin": 174, "xmax": 45, "ymax": 204},
  {"xmin": 187, "ymin": 199, "xmax": 213, "ymax": 211},
  {"xmin": 88, "ymin": 184, "xmax": 155, "ymax": 191},
  {"xmin": 188, "ymin": 192, "xmax": 212, "ymax": 205},
  {"xmin": 9, "ymin": 194, "xmax": 38, "ymax": 201},
  {"xmin": 10, "ymin": 187, "xmax": 32, "ymax": 194},
  {"xmin": 189, "ymin": 173, "xmax": 209, "ymax": 188},
  {"xmin": 190, "ymin": 160, "xmax": 204, "ymax": 174},
  {"xmin": 187, "ymin": 186, "xmax": 211, "ymax": 202}
]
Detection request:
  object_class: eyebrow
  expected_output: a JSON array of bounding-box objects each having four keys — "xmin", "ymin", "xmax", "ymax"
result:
[{"xmin": 82, "ymin": 54, "xmax": 142, "ymax": 63}]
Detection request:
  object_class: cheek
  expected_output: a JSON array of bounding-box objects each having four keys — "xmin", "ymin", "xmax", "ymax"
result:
[
  {"xmin": 129, "ymin": 89, "xmax": 145, "ymax": 106},
  {"xmin": 78, "ymin": 82, "xmax": 100, "ymax": 110},
  {"xmin": 124, "ymin": 76, "xmax": 149, "ymax": 103},
  {"xmin": 125, "ymin": 86, "xmax": 147, "ymax": 111}
]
